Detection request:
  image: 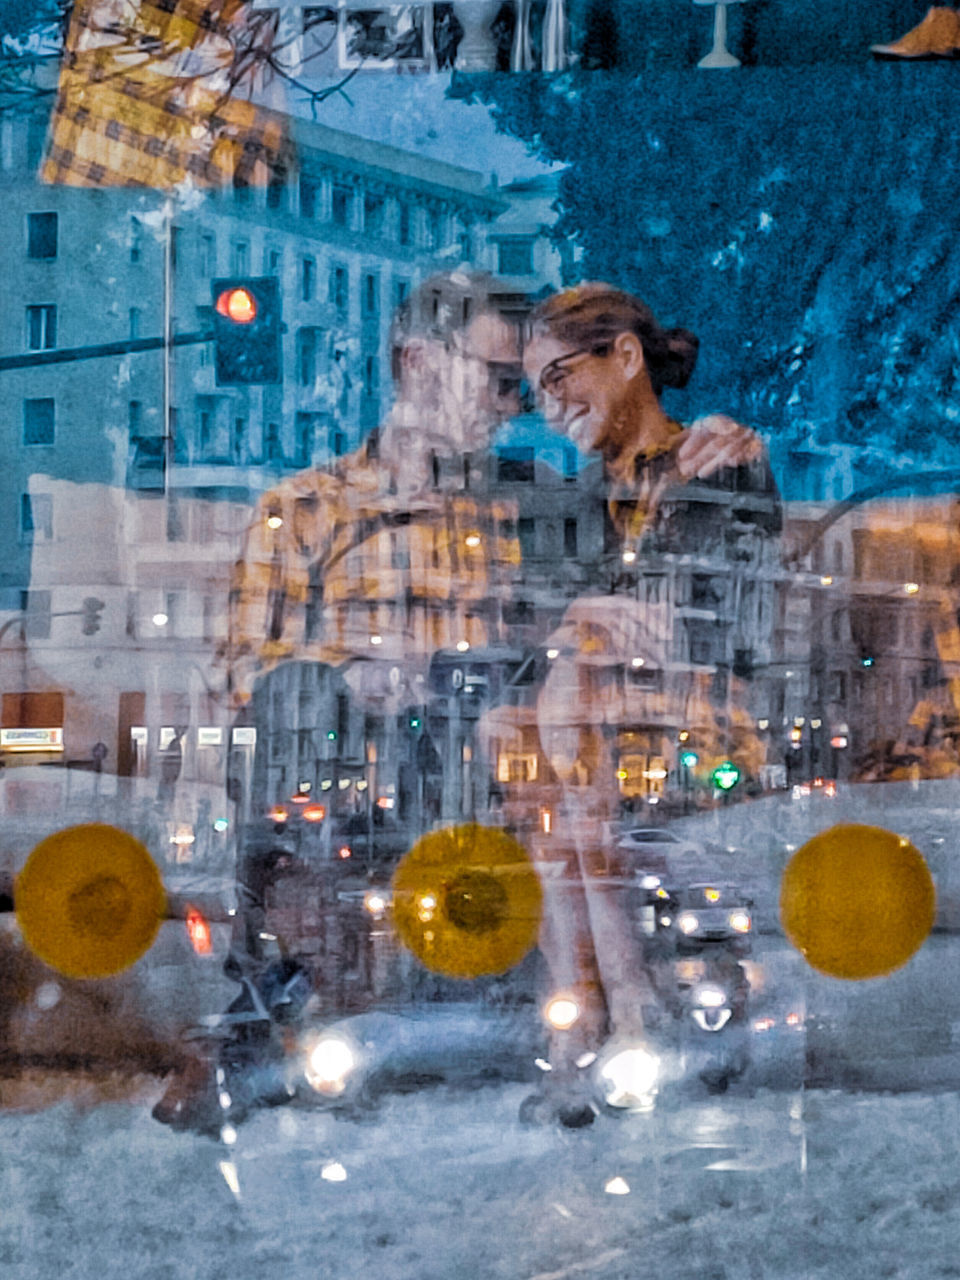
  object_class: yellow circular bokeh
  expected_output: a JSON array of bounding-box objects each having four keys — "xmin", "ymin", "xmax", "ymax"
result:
[
  {"xmin": 392, "ymin": 824, "xmax": 543, "ymax": 978},
  {"xmin": 779, "ymin": 823, "xmax": 936, "ymax": 980},
  {"xmin": 15, "ymin": 824, "xmax": 166, "ymax": 979}
]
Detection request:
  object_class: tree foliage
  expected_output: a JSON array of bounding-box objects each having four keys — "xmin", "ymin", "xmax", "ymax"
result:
[{"xmin": 455, "ymin": 68, "xmax": 960, "ymax": 489}]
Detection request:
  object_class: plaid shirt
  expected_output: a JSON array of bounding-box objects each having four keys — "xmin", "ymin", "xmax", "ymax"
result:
[
  {"xmin": 223, "ymin": 442, "xmax": 522, "ymax": 705},
  {"xmin": 42, "ymin": 0, "xmax": 289, "ymax": 189}
]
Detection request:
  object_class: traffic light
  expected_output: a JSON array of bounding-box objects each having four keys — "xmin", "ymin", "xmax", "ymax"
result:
[
  {"xmin": 711, "ymin": 760, "xmax": 741, "ymax": 791},
  {"xmin": 679, "ymin": 750, "xmax": 699, "ymax": 769},
  {"xmin": 212, "ymin": 278, "xmax": 281, "ymax": 385},
  {"xmin": 81, "ymin": 597, "xmax": 104, "ymax": 634}
]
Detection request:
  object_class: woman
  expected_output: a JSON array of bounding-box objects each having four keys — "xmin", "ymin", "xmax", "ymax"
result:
[
  {"xmin": 521, "ymin": 285, "xmax": 780, "ymax": 1121},
  {"xmin": 524, "ymin": 283, "xmax": 763, "ymax": 497}
]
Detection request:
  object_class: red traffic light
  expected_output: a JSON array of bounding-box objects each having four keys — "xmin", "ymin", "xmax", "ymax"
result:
[
  {"xmin": 215, "ymin": 287, "xmax": 257, "ymax": 324},
  {"xmin": 212, "ymin": 277, "xmax": 280, "ymax": 384}
]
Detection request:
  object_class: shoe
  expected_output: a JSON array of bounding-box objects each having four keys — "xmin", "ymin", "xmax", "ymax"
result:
[{"xmin": 870, "ymin": 6, "xmax": 960, "ymax": 57}]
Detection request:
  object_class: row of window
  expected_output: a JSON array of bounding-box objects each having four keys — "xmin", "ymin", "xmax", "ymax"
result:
[
  {"xmin": 24, "ymin": 203, "xmax": 420, "ymax": 273},
  {"xmin": 24, "ymin": 210, "xmax": 414, "ymax": 308},
  {"xmin": 23, "ymin": 207, "xmax": 531, "ymax": 280},
  {"xmin": 160, "ymin": 202, "xmax": 449, "ymax": 279},
  {"xmin": 20, "ymin": 396, "xmax": 356, "ymax": 465},
  {"xmin": 295, "ymin": 176, "xmax": 453, "ymax": 251}
]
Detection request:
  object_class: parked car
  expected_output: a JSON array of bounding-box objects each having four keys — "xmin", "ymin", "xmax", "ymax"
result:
[{"xmin": 617, "ymin": 827, "xmax": 705, "ymax": 873}]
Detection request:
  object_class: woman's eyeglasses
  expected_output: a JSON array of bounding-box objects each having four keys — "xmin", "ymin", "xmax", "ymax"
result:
[{"xmin": 538, "ymin": 343, "xmax": 612, "ymax": 395}]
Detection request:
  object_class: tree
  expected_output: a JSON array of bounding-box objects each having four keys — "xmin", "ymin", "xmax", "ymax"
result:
[
  {"xmin": 454, "ymin": 68, "xmax": 960, "ymax": 490},
  {"xmin": 0, "ymin": 2, "xmax": 351, "ymax": 122}
]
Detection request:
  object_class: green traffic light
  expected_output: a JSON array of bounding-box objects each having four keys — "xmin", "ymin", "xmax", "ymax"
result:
[
  {"xmin": 711, "ymin": 760, "xmax": 741, "ymax": 791},
  {"xmin": 680, "ymin": 750, "xmax": 699, "ymax": 768},
  {"xmin": 327, "ymin": 730, "xmax": 337, "ymax": 740},
  {"xmin": 409, "ymin": 717, "xmax": 421, "ymax": 730}
]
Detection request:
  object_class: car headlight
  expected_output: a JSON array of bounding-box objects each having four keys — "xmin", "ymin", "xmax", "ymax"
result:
[
  {"xmin": 595, "ymin": 1045, "xmax": 660, "ymax": 1111},
  {"xmin": 304, "ymin": 1034, "xmax": 357, "ymax": 1096},
  {"xmin": 693, "ymin": 983, "xmax": 728, "ymax": 1009},
  {"xmin": 364, "ymin": 889, "xmax": 390, "ymax": 918},
  {"xmin": 544, "ymin": 994, "xmax": 580, "ymax": 1031},
  {"xmin": 728, "ymin": 910, "xmax": 751, "ymax": 934},
  {"xmin": 677, "ymin": 912, "xmax": 699, "ymax": 935}
]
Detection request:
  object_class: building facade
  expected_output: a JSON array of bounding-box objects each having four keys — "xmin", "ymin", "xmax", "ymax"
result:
[{"xmin": 0, "ymin": 100, "xmax": 561, "ymax": 869}]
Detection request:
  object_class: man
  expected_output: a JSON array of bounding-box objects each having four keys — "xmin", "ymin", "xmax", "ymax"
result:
[
  {"xmin": 222, "ymin": 269, "xmax": 774, "ymax": 1084},
  {"xmin": 221, "ymin": 272, "xmax": 527, "ymax": 991}
]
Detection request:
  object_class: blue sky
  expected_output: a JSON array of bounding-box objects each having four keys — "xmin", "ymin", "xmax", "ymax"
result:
[{"xmin": 283, "ymin": 72, "xmax": 558, "ymax": 184}]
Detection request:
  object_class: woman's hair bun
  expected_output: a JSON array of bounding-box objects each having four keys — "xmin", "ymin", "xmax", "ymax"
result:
[{"xmin": 655, "ymin": 326, "xmax": 700, "ymax": 391}]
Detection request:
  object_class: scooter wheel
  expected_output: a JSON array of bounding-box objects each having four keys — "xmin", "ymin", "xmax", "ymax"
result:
[
  {"xmin": 558, "ymin": 1101, "xmax": 597, "ymax": 1129},
  {"xmin": 702, "ymin": 1071, "xmax": 730, "ymax": 1095},
  {"xmin": 518, "ymin": 1090, "xmax": 596, "ymax": 1129}
]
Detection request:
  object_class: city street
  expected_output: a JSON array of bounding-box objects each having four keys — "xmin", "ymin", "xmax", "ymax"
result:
[
  {"xmin": 4, "ymin": 921, "xmax": 960, "ymax": 1279},
  {"xmin": 2, "ymin": 1060, "xmax": 959, "ymax": 1280}
]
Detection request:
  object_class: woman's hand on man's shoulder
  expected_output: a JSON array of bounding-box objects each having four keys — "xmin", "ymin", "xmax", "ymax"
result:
[{"xmin": 677, "ymin": 414, "xmax": 764, "ymax": 480}]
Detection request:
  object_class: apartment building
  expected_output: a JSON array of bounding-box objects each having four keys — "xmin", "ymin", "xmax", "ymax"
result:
[{"xmin": 0, "ymin": 101, "xmax": 561, "ymax": 863}]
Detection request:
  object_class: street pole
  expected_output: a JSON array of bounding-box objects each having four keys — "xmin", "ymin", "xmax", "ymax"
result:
[
  {"xmin": 0, "ymin": 330, "xmax": 212, "ymax": 373},
  {"xmin": 163, "ymin": 198, "xmax": 174, "ymax": 500}
]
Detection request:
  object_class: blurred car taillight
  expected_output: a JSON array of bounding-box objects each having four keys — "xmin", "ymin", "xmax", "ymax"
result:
[{"xmin": 185, "ymin": 906, "xmax": 213, "ymax": 956}]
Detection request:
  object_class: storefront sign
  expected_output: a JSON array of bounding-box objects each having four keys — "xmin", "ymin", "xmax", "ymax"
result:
[{"xmin": 0, "ymin": 727, "xmax": 64, "ymax": 752}]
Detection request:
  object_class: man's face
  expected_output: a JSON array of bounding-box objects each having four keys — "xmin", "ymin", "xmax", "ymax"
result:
[
  {"xmin": 447, "ymin": 311, "xmax": 524, "ymax": 450},
  {"xmin": 394, "ymin": 309, "xmax": 522, "ymax": 456}
]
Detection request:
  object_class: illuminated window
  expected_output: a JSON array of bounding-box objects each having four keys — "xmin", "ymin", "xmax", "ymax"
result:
[{"xmin": 496, "ymin": 752, "xmax": 539, "ymax": 784}]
